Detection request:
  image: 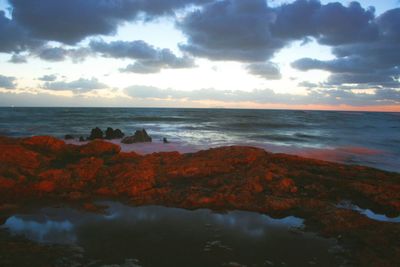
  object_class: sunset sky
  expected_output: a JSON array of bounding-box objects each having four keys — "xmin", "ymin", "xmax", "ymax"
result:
[{"xmin": 0, "ymin": 0, "xmax": 399, "ymax": 111}]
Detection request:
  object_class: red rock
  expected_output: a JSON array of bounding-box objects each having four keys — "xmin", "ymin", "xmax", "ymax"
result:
[
  {"xmin": 1, "ymin": 135, "xmax": 400, "ymax": 267},
  {"xmin": 96, "ymin": 187, "xmax": 114, "ymax": 196},
  {"xmin": 38, "ymin": 169, "xmax": 71, "ymax": 182},
  {"xmin": 0, "ymin": 144, "xmax": 42, "ymax": 171},
  {"xmin": 264, "ymin": 171, "xmax": 274, "ymax": 182},
  {"xmin": 35, "ymin": 181, "xmax": 55, "ymax": 193},
  {"xmin": 79, "ymin": 140, "xmax": 121, "ymax": 156},
  {"xmin": 72, "ymin": 157, "xmax": 104, "ymax": 181},
  {"xmin": 0, "ymin": 177, "xmax": 16, "ymax": 189},
  {"xmin": 22, "ymin": 136, "xmax": 66, "ymax": 153},
  {"xmin": 274, "ymin": 178, "xmax": 298, "ymax": 193}
]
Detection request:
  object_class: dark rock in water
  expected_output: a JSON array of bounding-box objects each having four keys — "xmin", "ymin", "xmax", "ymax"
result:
[
  {"xmin": 105, "ymin": 127, "xmax": 124, "ymax": 139},
  {"xmin": 89, "ymin": 127, "xmax": 103, "ymax": 140},
  {"xmin": 105, "ymin": 127, "xmax": 114, "ymax": 139},
  {"xmin": 163, "ymin": 137, "xmax": 169, "ymax": 144},
  {"xmin": 64, "ymin": 134, "xmax": 74, "ymax": 140},
  {"xmin": 79, "ymin": 136, "xmax": 85, "ymax": 142},
  {"xmin": 122, "ymin": 129, "xmax": 152, "ymax": 144},
  {"xmin": 114, "ymin": 129, "xmax": 124, "ymax": 139}
]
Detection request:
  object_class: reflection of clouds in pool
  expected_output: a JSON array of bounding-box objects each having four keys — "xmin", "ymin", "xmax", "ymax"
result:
[
  {"xmin": 1, "ymin": 202, "xmax": 341, "ymax": 267},
  {"xmin": 2, "ymin": 202, "xmax": 305, "ymax": 244},
  {"xmin": 3, "ymin": 216, "xmax": 75, "ymax": 244},
  {"xmin": 211, "ymin": 211, "xmax": 303, "ymax": 237}
]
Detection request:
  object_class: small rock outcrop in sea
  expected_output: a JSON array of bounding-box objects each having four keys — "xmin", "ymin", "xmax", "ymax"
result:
[
  {"xmin": 122, "ymin": 129, "xmax": 152, "ymax": 144},
  {"xmin": 163, "ymin": 137, "xmax": 169, "ymax": 144},
  {"xmin": 88, "ymin": 127, "xmax": 103, "ymax": 140},
  {"xmin": 105, "ymin": 127, "xmax": 125, "ymax": 140},
  {"xmin": 64, "ymin": 134, "xmax": 74, "ymax": 140}
]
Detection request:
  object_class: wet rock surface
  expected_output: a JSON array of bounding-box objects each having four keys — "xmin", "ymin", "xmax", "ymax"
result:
[
  {"xmin": 122, "ymin": 129, "xmax": 152, "ymax": 144},
  {"xmin": 0, "ymin": 135, "xmax": 399, "ymax": 267},
  {"xmin": 88, "ymin": 127, "xmax": 104, "ymax": 140},
  {"xmin": 105, "ymin": 127, "xmax": 125, "ymax": 140}
]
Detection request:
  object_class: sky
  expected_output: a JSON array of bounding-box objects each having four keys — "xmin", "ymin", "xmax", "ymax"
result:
[{"xmin": 0, "ymin": 0, "xmax": 399, "ymax": 111}]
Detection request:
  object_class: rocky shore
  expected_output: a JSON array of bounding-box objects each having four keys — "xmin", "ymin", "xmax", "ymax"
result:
[{"xmin": 0, "ymin": 135, "xmax": 399, "ymax": 266}]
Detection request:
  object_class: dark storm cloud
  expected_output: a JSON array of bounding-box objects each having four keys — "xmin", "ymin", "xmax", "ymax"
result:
[
  {"xmin": 178, "ymin": 0, "xmax": 281, "ymax": 62},
  {"xmin": 42, "ymin": 77, "xmax": 108, "ymax": 93},
  {"xmin": 178, "ymin": 0, "xmax": 378, "ymax": 62},
  {"xmin": 245, "ymin": 62, "xmax": 282, "ymax": 80},
  {"xmin": 90, "ymin": 40, "xmax": 195, "ymax": 73},
  {"xmin": 8, "ymin": 54, "xmax": 27, "ymax": 64},
  {"xmin": 37, "ymin": 47, "xmax": 68, "ymax": 62},
  {"xmin": 0, "ymin": 75, "xmax": 17, "ymax": 89},
  {"xmin": 273, "ymin": 1, "xmax": 378, "ymax": 45},
  {"xmin": 38, "ymin": 74, "xmax": 58, "ymax": 82},
  {"xmin": 9, "ymin": 0, "xmax": 211, "ymax": 44},
  {"xmin": 33, "ymin": 46, "xmax": 92, "ymax": 62},
  {"xmin": 90, "ymin": 40, "xmax": 158, "ymax": 59},
  {"xmin": 1, "ymin": 0, "xmax": 399, "ymax": 93},
  {"xmin": 120, "ymin": 52, "xmax": 195, "ymax": 73},
  {"xmin": 292, "ymin": 7, "xmax": 400, "ymax": 88},
  {"xmin": 0, "ymin": 11, "xmax": 42, "ymax": 53}
]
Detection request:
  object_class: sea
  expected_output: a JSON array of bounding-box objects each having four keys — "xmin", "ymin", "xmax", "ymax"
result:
[{"xmin": 0, "ymin": 107, "xmax": 399, "ymax": 173}]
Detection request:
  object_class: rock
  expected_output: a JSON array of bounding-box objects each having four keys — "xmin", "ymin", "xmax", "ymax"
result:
[
  {"xmin": 105, "ymin": 127, "xmax": 125, "ymax": 139},
  {"xmin": 72, "ymin": 157, "xmax": 104, "ymax": 181},
  {"xmin": 64, "ymin": 134, "xmax": 74, "ymax": 140},
  {"xmin": 121, "ymin": 129, "xmax": 152, "ymax": 144},
  {"xmin": 35, "ymin": 180, "xmax": 56, "ymax": 193},
  {"xmin": 79, "ymin": 136, "xmax": 85, "ymax": 142},
  {"xmin": 1, "ymin": 135, "xmax": 400, "ymax": 267},
  {"xmin": 163, "ymin": 137, "xmax": 169, "ymax": 144},
  {"xmin": 114, "ymin": 128, "xmax": 124, "ymax": 138},
  {"xmin": 22, "ymin": 136, "xmax": 66, "ymax": 154},
  {"xmin": 88, "ymin": 127, "xmax": 103, "ymax": 140},
  {"xmin": 79, "ymin": 140, "xmax": 121, "ymax": 156}
]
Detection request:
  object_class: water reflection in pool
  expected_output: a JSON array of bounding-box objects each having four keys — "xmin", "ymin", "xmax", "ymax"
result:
[{"xmin": 2, "ymin": 202, "xmax": 343, "ymax": 267}]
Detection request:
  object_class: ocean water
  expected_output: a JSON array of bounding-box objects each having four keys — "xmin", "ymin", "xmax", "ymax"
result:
[{"xmin": 0, "ymin": 107, "xmax": 399, "ymax": 172}]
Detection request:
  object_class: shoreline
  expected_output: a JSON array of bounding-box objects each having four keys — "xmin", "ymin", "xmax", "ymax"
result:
[
  {"xmin": 1, "ymin": 135, "xmax": 400, "ymax": 266},
  {"xmin": 65, "ymin": 138, "xmax": 399, "ymax": 173}
]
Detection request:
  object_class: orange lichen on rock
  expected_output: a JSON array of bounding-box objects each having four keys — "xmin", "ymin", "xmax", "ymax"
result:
[
  {"xmin": 0, "ymin": 177, "xmax": 16, "ymax": 189},
  {"xmin": 21, "ymin": 136, "xmax": 66, "ymax": 154},
  {"xmin": 0, "ymin": 135, "xmax": 400, "ymax": 266},
  {"xmin": 79, "ymin": 140, "xmax": 121, "ymax": 156},
  {"xmin": 35, "ymin": 180, "xmax": 55, "ymax": 193},
  {"xmin": 72, "ymin": 157, "xmax": 104, "ymax": 181}
]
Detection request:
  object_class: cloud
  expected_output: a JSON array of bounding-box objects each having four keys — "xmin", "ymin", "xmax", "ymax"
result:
[
  {"xmin": 0, "ymin": 10, "xmax": 42, "ymax": 53},
  {"xmin": 38, "ymin": 74, "xmax": 57, "ymax": 82},
  {"xmin": 0, "ymin": 75, "xmax": 17, "ymax": 89},
  {"xmin": 42, "ymin": 77, "xmax": 108, "ymax": 93},
  {"xmin": 90, "ymin": 40, "xmax": 158, "ymax": 59},
  {"xmin": 34, "ymin": 46, "xmax": 92, "ymax": 62},
  {"xmin": 178, "ymin": 0, "xmax": 281, "ymax": 62},
  {"xmin": 124, "ymin": 85, "xmax": 400, "ymax": 106},
  {"xmin": 272, "ymin": 1, "xmax": 378, "ymax": 45},
  {"xmin": 177, "ymin": 0, "xmax": 384, "ymax": 81},
  {"xmin": 245, "ymin": 62, "xmax": 281, "ymax": 80},
  {"xmin": 292, "ymin": 7, "xmax": 400, "ymax": 88},
  {"xmin": 8, "ymin": 54, "xmax": 27, "ymax": 64},
  {"xmin": 37, "ymin": 47, "xmax": 68, "ymax": 62},
  {"xmin": 298, "ymin": 81, "xmax": 318, "ymax": 88},
  {"xmin": 178, "ymin": 0, "xmax": 378, "ymax": 62},
  {"xmin": 9, "ymin": 0, "xmax": 211, "ymax": 44},
  {"xmin": 120, "ymin": 53, "xmax": 195, "ymax": 74},
  {"xmin": 90, "ymin": 39, "xmax": 195, "ymax": 73}
]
